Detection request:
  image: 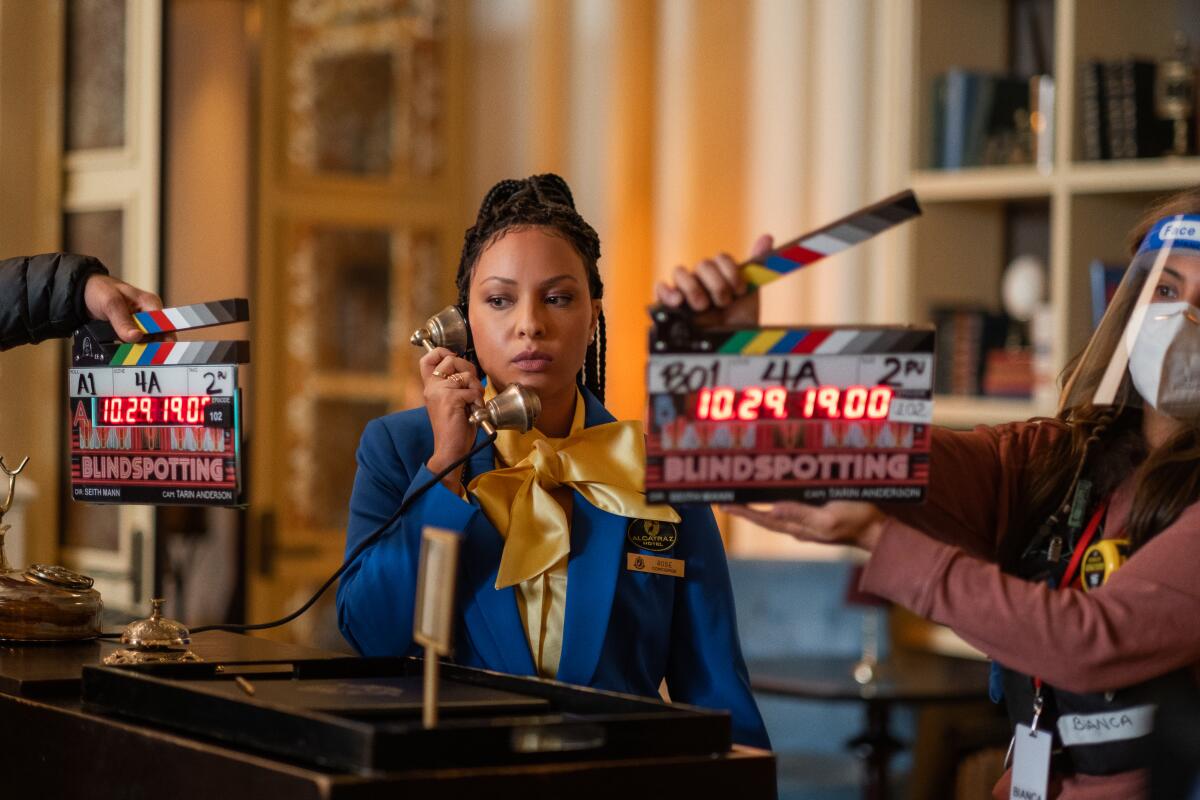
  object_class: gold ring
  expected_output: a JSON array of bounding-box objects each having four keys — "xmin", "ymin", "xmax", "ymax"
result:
[
  {"xmin": 432, "ymin": 369, "xmax": 447, "ymax": 379},
  {"xmin": 448, "ymin": 373, "xmax": 465, "ymax": 387}
]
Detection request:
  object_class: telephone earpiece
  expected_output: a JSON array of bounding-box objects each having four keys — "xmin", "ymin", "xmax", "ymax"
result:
[
  {"xmin": 410, "ymin": 305, "xmax": 470, "ymax": 355},
  {"xmin": 411, "ymin": 306, "xmax": 540, "ymax": 434}
]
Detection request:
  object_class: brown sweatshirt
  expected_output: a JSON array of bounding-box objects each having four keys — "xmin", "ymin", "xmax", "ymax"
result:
[{"xmin": 860, "ymin": 420, "xmax": 1200, "ymax": 800}]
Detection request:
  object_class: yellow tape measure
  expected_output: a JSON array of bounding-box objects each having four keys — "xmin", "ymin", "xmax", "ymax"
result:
[{"xmin": 1080, "ymin": 539, "xmax": 1129, "ymax": 591}]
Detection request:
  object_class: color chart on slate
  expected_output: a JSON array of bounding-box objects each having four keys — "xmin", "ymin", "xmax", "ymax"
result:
[{"xmin": 134, "ymin": 299, "xmax": 250, "ymax": 334}]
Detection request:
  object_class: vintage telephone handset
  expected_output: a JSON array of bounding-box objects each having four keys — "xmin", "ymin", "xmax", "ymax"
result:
[
  {"xmin": 409, "ymin": 306, "xmax": 541, "ymax": 436},
  {"xmin": 188, "ymin": 306, "xmax": 540, "ymax": 635}
]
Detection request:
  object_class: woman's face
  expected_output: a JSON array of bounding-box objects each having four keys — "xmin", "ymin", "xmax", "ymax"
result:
[{"xmin": 468, "ymin": 227, "xmax": 601, "ymax": 398}]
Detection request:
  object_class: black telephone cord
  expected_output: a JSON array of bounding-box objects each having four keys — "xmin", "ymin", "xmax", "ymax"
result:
[{"xmin": 99, "ymin": 433, "xmax": 496, "ymax": 638}]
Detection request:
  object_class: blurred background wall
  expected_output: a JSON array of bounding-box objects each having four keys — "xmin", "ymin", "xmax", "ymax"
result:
[
  {"xmin": 0, "ymin": 0, "xmax": 890, "ymax": 630},
  {"xmin": 468, "ymin": 0, "xmax": 896, "ymax": 559}
]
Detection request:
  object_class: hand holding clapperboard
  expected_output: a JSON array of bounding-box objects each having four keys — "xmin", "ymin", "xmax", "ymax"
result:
[{"xmin": 645, "ymin": 190, "xmax": 928, "ymax": 506}]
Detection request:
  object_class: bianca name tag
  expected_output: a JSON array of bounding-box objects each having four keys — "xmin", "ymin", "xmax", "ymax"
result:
[
  {"xmin": 626, "ymin": 553, "xmax": 685, "ymax": 578},
  {"xmin": 1056, "ymin": 704, "xmax": 1155, "ymax": 747},
  {"xmin": 1010, "ymin": 724, "xmax": 1052, "ymax": 800}
]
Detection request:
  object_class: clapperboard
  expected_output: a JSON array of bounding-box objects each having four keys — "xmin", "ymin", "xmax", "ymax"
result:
[
  {"xmin": 645, "ymin": 191, "xmax": 934, "ymax": 505},
  {"xmin": 68, "ymin": 300, "xmax": 249, "ymax": 507}
]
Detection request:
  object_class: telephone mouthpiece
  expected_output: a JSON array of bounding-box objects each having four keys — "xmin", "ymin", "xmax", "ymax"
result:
[{"xmin": 473, "ymin": 384, "xmax": 540, "ymax": 435}]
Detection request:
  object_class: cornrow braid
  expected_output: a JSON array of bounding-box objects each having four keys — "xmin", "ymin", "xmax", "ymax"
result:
[
  {"xmin": 476, "ymin": 179, "xmax": 525, "ymax": 222},
  {"xmin": 456, "ymin": 173, "xmax": 606, "ymax": 402},
  {"xmin": 594, "ymin": 313, "xmax": 607, "ymax": 403},
  {"xmin": 576, "ymin": 312, "xmax": 607, "ymax": 404}
]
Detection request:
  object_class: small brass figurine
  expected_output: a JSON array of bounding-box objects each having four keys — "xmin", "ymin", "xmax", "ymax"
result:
[
  {"xmin": 1157, "ymin": 33, "xmax": 1196, "ymax": 157},
  {"xmin": 0, "ymin": 455, "xmax": 28, "ymax": 574},
  {"xmin": 0, "ymin": 455, "xmax": 103, "ymax": 641}
]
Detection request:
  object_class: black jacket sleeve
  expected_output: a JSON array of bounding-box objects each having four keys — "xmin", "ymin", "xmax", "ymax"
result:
[{"xmin": 0, "ymin": 253, "xmax": 107, "ymax": 350}]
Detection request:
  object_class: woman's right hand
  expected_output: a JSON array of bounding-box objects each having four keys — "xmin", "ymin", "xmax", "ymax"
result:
[
  {"xmin": 420, "ymin": 347, "xmax": 484, "ymax": 485},
  {"xmin": 653, "ymin": 233, "xmax": 774, "ymax": 328}
]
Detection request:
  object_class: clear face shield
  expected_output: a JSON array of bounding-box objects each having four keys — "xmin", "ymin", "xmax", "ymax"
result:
[{"xmin": 1061, "ymin": 215, "xmax": 1200, "ymax": 420}]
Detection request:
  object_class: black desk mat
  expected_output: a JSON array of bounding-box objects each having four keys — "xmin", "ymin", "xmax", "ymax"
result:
[
  {"xmin": 180, "ymin": 673, "xmax": 549, "ymax": 716},
  {"xmin": 83, "ymin": 656, "xmax": 731, "ymax": 773}
]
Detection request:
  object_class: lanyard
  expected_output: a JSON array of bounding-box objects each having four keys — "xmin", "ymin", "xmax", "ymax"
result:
[
  {"xmin": 1005, "ymin": 499, "xmax": 1112, "ymax": 773},
  {"xmin": 1059, "ymin": 499, "xmax": 1108, "ymax": 589},
  {"xmin": 1032, "ymin": 499, "xmax": 1109, "ymax": 695}
]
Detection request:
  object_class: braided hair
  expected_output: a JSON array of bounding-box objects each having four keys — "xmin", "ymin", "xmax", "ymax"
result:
[{"xmin": 455, "ymin": 174, "xmax": 606, "ymax": 403}]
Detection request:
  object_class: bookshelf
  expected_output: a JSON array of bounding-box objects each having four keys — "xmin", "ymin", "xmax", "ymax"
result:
[
  {"xmin": 881, "ymin": 0, "xmax": 1200, "ymax": 428},
  {"xmin": 914, "ymin": 160, "xmax": 1200, "ymax": 202}
]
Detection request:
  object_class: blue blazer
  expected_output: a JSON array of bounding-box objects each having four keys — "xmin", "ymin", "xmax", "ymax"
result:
[{"xmin": 336, "ymin": 389, "xmax": 770, "ymax": 748}]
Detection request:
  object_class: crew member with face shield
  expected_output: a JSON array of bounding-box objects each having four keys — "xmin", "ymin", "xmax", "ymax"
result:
[{"xmin": 657, "ymin": 187, "xmax": 1200, "ymax": 798}]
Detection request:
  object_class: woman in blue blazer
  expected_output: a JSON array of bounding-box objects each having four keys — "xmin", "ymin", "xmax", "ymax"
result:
[{"xmin": 336, "ymin": 174, "xmax": 769, "ymax": 748}]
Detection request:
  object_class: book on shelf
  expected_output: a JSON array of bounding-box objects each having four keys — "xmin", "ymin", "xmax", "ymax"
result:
[
  {"xmin": 982, "ymin": 348, "xmax": 1034, "ymax": 399},
  {"xmin": 931, "ymin": 69, "xmax": 978, "ymax": 169},
  {"xmin": 929, "ymin": 69, "xmax": 1032, "ymax": 169},
  {"xmin": 931, "ymin": 306, "xmax": 1010, "ymax": 396},
  {"xmin": 1080, "ymin": 60, "xmax": 1109, "ymax": 160},
  {"xmin": 1103, "ymin": 61, "xmax": 1128, "ymax": 159},
  {"xmin": 1080, "ymin": 59, "xmax": 1173, "ymax": 161}
]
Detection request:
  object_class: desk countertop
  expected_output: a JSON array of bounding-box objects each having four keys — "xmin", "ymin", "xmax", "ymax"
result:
[{"xmin": 0, "ymin": 630, "xmax": 345, "ymax": 696}]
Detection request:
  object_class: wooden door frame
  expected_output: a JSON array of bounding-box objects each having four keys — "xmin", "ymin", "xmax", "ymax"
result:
[
  {"xmin": 249, "ymin": 0, "xmax": 469, "ymax": 631},
  {"xmin": 59, "ymin": 0, "xmax": 163, "ymax": 612}
]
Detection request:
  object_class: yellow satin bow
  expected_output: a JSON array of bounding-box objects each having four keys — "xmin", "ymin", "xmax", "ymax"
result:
[{"xmin": 468, "ymin": 385, "xmax": 681, "ymax": 590}]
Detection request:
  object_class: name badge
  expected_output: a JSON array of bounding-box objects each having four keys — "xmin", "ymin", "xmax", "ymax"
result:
[
  {"xmin": 1056, "ymin": 704, "xmax": 1154, "ymax": 746},
  {"xmin": 1009, "ymin": 724, "xmax": 1052, "ymax": 800},
  {"xmin": 626, "ymin": 553, "xmax": 685, "ymax": 578}
]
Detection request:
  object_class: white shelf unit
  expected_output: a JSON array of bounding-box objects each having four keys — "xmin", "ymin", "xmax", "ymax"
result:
[
  {"xmin": 913, "ymin": 158, "xmax": 1200, "ymax": 202},
  {"xmin": 883, "ymin": 0, "xmax": 1200, "ymax": 429}
]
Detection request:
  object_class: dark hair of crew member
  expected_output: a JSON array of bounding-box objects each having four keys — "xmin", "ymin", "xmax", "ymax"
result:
[
  {"xmin": 1002, "ymin": 186, "xmax": 1200, "ymax": 569},
  {"xmin": 454, "ymin": 174, "xmax": 607, "ymax": 404}
]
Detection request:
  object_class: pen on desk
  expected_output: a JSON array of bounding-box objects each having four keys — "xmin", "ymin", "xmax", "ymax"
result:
[{"xmin": 235, "ymin": 675, "xmax": 256, "ymax": 696}]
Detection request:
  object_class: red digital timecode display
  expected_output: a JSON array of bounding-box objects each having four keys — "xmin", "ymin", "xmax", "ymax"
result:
[
  {"xmin": 694, "ymin": 385, "xmax": 894, "ymax": 422},
  {"xmin": 99, "ymin": 395, "xmax": 213, "ymax": 426}
]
